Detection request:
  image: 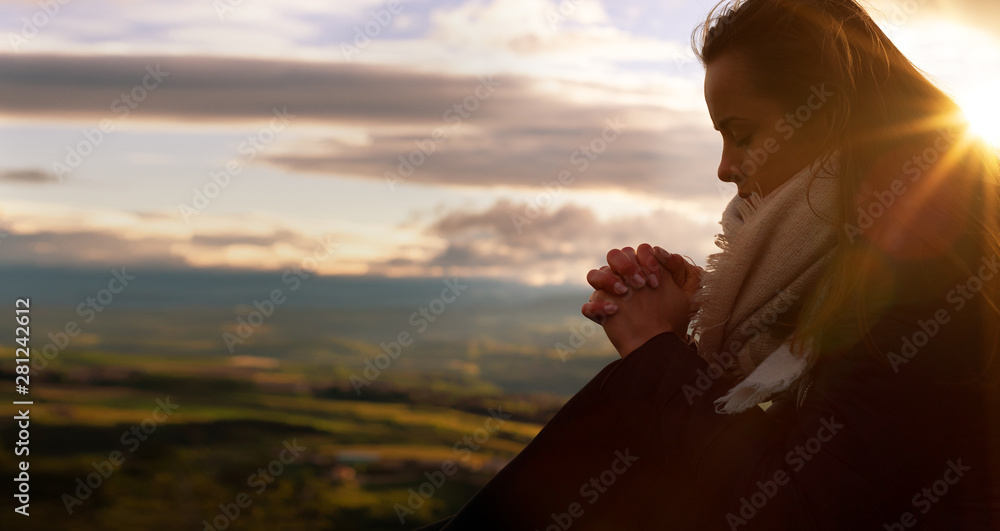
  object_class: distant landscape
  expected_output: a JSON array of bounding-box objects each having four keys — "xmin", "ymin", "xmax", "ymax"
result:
[
  {"xmin": 0, "ymin": 266, "xmax": 620, "ymax": 530},
  {"xmin": 3, "ymin": 0, "xmax": 994, "ymax": 528}
]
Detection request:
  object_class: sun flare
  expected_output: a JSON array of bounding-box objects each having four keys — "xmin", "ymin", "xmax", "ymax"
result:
[{"xmin": 959, "ymin": 87, "xmax": 1000, "ymax": 148}]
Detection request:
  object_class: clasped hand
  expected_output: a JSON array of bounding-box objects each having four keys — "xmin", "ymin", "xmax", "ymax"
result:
[{"xmin": 581, "ymin": 244, "xmax": 702, "ymax": 357}]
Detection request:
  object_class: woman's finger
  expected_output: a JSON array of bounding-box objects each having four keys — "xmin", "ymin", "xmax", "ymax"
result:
[
  {"xmin": 586, "ymin": 268, "xmax": 629, "ymax": 295},
  {"xmin": 581, "ymin": 300, "xmax": 618, "ymax": 323},
  {"xmin": 654, "ymin": 246, "xmax": 704, "ymax": 296},
  {"xmin": 653, "ymin": 246, "xmax": 688, "ymax": 289},
  {"xmin": 622, "ymin": 246, "xmax": 638, "ymax": 263},
  {"xmin": 588, "ymin": 289, "xmax": 617, "ymax": 305},
  {"xmin": 625, "ymin": 245, "xmax": 660, "ymax": 288},
  {"xmin": 635, "ymin": 243, "xmax": 660, "ymax": 288},
  {"xmin": 607, "ymin": 248, "xmax": 645, "ymax": 289}
]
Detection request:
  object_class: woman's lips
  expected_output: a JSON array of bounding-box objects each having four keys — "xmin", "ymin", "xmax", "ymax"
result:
[{"xmin": 734, "ymin": 179, "xmax": 749, "ymax": 199}]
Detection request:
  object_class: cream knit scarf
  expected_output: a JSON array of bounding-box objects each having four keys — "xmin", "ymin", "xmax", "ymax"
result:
[{"xmin": 691, "ymin": 155, "xmax": 840, "ymax": 414}]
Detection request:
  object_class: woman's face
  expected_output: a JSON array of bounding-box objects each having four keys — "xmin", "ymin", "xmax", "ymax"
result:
[{"xmin": 704, "ymin": 52, "xmax": 831, "ymax": 199}]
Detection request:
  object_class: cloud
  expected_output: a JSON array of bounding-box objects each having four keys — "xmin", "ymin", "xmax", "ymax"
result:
[
  {"xmin": 265, "ymin": 111, "xmax": 717, "ymax": 195},
  {"xmin": 0, "ymin": 0, "xmax": 392, "ymax": 58},
  {"xmin": 368, "ymin": 199, "xmax": 721, "ymax": 284},
  {"xmin": 0, "ymin": 207, "xmax": 343, "ymax": 272},
  {"xmin": 0, "ymin": 198, "xmax": 723, "ymax": 284},
  {"xmin": 0, "ymin": 169, "xmax": 59, "ymax": 184},
  {"xmin": 0, "ymin": 54, "xmax": 720, "ymax": 197},
  {"xmin": 0, "ymin": 55, "xmax": 518, "ymax": 125},
  {"xmin": 188, "ymin": 230, "xmax": 315, "ymax": 249},
  {"xmin": 0, "ymin": 229, "xmax": 191, "ymax": 269}
]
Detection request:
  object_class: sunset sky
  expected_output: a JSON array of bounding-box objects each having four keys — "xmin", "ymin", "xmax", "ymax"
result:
[{"xmin": 1, "ymin": 0, "xmax": 998, "ymax": 286}]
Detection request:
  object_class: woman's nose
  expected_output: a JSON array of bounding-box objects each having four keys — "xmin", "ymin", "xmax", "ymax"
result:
[{"xmin": 717, "ymin": 156, "xmax": 742, "ymax": 183}]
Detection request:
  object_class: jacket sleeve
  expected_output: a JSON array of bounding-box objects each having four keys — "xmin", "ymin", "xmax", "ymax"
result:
[
  {"xmin": 592, "ymin": 263, "xmax": 998, "ymax": 530},
  {"xmin": 439, "ymin": 268, "xmax": 997, "ymax": 530}
]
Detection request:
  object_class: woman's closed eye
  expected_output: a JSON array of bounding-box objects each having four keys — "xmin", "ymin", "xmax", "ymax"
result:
[
  {"xmin": 721, "ymin": 126, "xmax": 753, "ymax": 149},
  {"xmin": 729, "ymin": 128, "xmax": 753, "ymax": 148}
]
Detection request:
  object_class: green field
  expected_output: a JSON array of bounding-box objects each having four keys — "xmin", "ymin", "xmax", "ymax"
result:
[{"xmin": 0, "ymin": 347, "xmax": 579, "ymax": 530}]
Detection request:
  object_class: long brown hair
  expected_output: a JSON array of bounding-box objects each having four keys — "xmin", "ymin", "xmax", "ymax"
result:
[{"xmin": 693, "ymin": 0, "xmax": 1000, "ymax": 384}]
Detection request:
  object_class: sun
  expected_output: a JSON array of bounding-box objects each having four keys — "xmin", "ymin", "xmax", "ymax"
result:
[{"xmin": 959, "ymin": 87, "xmax": 1000, "ymax": 148}]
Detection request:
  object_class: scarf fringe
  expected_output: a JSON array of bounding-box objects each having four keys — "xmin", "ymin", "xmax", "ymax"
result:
[
  {"xmin": 690, "ymin": 190, "xmax": 769, "ymax": 370},
  {"xmin": 713, "ymin": 341, "xmax": 812, "ymax": 414}
]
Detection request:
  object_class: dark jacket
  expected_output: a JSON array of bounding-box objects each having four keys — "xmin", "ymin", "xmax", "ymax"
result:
[{"xmin": 420, "ymin": 232, "xmax": 1000, "ymax": 530}]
